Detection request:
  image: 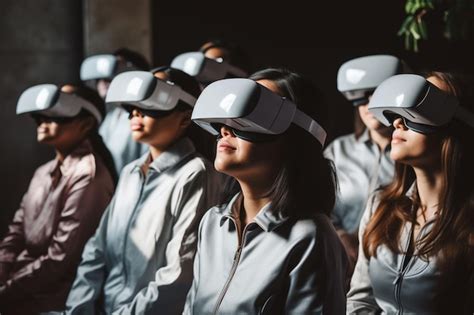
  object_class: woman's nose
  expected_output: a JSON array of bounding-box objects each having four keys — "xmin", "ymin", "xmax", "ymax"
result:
[
  {"xmin": 131, "ymin": 109, "xmax": 143, "ymax": 118},
  {"xmin": 220, "ymin": 125, "xmax": 234, "ymax": 138},
  {"xmin": 393, "ymin": 117, "xmax": 406, "ymax": 130}
]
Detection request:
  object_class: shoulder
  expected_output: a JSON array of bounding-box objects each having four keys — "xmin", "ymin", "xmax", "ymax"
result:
[
  {"xmin": 174, "ymin": 154, "xmax": 216, "ymax": 184},
  {"xmin": 324, "ymin": 133, "xmax": 357, "ymax": 157}
]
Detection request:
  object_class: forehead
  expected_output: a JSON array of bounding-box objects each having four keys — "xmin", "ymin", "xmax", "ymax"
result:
[
  {"xmin": 153, "ymin": 71, "xmax": 169, "ymax": 81},
  {"xmin": 426, "ymin": 75, "xmax": 450, "ymax": 93},
  {"xmin": 256, "ymin": 79, "xmax": 279, "ymax": 94}
]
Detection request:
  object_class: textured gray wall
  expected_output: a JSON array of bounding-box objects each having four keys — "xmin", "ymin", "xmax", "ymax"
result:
[
  {"xmin": 0, "ymin": 1, "xmax": 83, "ymax": 234},
  {"xmin": 83, "ymin": 0, "xmax": 152, "ymax": 63}
]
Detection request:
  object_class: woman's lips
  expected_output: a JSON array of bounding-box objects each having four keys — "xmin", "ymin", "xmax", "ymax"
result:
[
  {"xmin": 130, "ymin": 119, "xmax": 144, "ymax": 131},
  {"xmin": 217, "ymin": 140, "xmax": 236, "ymax": 152},
  {"xmin": 391, "ymin": 133, "xmax": 406, "ymax": 144}
]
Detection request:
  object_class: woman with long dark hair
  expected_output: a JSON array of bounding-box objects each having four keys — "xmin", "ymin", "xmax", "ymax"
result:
[
  {"xmin": 0, "ymin": 84, "xmax": 116, "ymax": 314},
  {"xmin": 184, "ymin": 68, "xmax": 348, "ymax": 314},
  {"xmin": 347, "ymin": 72, "xmax": 474, "ymax": 314}
]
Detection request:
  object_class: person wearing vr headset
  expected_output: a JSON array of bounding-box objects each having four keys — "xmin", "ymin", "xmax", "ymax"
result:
[
  {"xmin": 0, "ymin": 84, "xmax": 116, "ymax": 314},
  {"xmin": 347, "ymin": 72, "xmax": 474, "ymax": 314},
  {"xmin": 80, "ymin": 47, "xmax": 150, "ymax": 173},
  {"xmin": 325, "ymin": 55, "xmax": 408, "ymax": 276},
  {"xmin": 171, "ymin": 38, "xmax": 250, "ymax": 88},
  {"xmin": 66, "ymin": 67, "xmax": 220, "ymax": 314},
  {"xmin": 184, "ymin": 68, "xmax": 348, "ymax": 314}
]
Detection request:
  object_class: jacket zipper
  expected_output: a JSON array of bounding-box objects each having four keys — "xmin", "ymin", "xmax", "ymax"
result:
[
  {"xmin": 392, "ymin": 223, "xmax": 414, "ymax": 315},
  {"xmin": 212, "ymin": 219, "xmax": 248, "ymax": 314}
]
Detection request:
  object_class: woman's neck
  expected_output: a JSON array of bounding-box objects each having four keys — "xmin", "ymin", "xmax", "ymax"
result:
[
  {"xmin": 238, "ymin": 178, "xmax": 274, "ymax": 226},
  {"xmin": 55, "ymin": 139, "xmax": 84, "ymax": 163},
  {"xmin": 413, "ymin": 165, "xmax": 443, "ymax": 218}
]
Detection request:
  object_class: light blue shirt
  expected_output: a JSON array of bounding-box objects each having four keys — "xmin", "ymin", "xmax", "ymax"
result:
[
  {"xmin": 66, "ymin": 137, "xmax": 221, "ymax": 314},
  {"xmin": 324, "ymin": 130, "xmax": 394, "ymax": 234}
]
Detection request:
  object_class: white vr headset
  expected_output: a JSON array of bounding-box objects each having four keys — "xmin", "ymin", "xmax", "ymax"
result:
[
  {"xmin": 171, "ymin": 51, "xmax": 247, "ymax": 84},
  {"xmin": 80, "ymin": 54, "xmax": 137, "ymax": 81},
  {"xmin": 105, "ymin": 71, "xmax": 197, "ymax": 111},
  {"xmin": 191, "ymin": 78, "xmax": 327, "ymax": 145},
  {"xmin": 16, "ymin": 84, "xmax": 102, "ymax": 123},
  {"xmin": 337, "ymin": 55, "xmax": 409, "ymax": 106},
  {"xmin": 368, "ymin": 74, "xmax": 474, "ymax": 133}
]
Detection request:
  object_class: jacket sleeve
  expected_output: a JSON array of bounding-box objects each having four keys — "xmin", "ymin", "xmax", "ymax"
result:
[
  {"xmin": 346, "ymin": 194, "xmax": 381, "ymax": 314},
  {"xmin": 112, "ymin": 169, "xmax": 208, "ymax": 315},
  {"xmin": 65, "ymin": 199, "xmax": 113, "ymax": 315},
  {"xmin": 1, "ymin": 171, "xmax": 112, "ymax": 301},
  {"xmin": 0, "ymin": 205, "xmax": 25, "ymax": 283}
]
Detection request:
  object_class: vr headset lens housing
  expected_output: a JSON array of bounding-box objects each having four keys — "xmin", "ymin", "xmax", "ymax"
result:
[
  {"xmin": 171, "ymin": 51, "xmax": 247, "ymax": 83},
  {"xmin": 80, "ymin": 55, "xmax": 118, "ymax": 81},
  {"xmin": 105, "ymin": 71, "xmax": 197, "ymax": 114},
  {"xmin": 368, "ymin": 74, "xmax": 474, "ymax": 133},
  {"xmin": 16, "ymin": 84, "xmax": 102, "ymax": 123},
  {"xmin": 191, "ymin": 78, "xmax": 327, "ymax": 146},
  {"xmin": 337, "ymin": 55, "xmax": 406, "ymax": 106}
]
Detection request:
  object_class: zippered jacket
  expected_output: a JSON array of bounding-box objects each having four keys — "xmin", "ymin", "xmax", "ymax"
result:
[{"xmin": 184, "ymin": 193, "xmax": 348, "ymax": 315}]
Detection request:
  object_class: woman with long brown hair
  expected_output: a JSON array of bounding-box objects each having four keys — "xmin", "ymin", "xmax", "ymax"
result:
[{"xmin": 347, "ymin": 71, "xmax": 474, "ymax": 314}]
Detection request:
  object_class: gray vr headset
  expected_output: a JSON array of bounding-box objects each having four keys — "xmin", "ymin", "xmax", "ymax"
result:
[
  {"xmin": 171, "ymin": 52, "xmax": 247, "ymax": 84},
  {"xmin": 368, "ymin": 74, "xmax": 474, "ymax": 133},
  {"xmin": 80, "ymin": 54, "xmax": 137, "ymax": 81},
  {"xmin": 105, "ymin": 71, "xmax": 197, "ymax": 111},
  {"xmin": 16, "ymin": 84, "xmax": 102, "ymax": 123},
  {"xmin": 191, "ymin": 78, "xmax": 327, "ymax": 146},
  {"xmin": 337, "ymin": 55, "xmax": 409, "ymax": 106}
]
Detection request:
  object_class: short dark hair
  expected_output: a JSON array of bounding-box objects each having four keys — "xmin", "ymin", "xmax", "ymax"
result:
[
  {"xmin": 199, "ymin": 38, "xmax": 252, "ymax": 74},
  {"xmin": 114, "ymin": 47, "xmax": 150, "ymax": 71}
]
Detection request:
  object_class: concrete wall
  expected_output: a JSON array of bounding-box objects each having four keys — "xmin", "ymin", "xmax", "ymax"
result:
[
  {"xmin": 0, "ymin": 1, "xmax": 83, "ymax": 234},
  {"xmin": 83, "ymin": 0, "xmax": 152, "ymax": 63}
]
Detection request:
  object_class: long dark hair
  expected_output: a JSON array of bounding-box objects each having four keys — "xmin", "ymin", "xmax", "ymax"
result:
[
  {"xmin": 151, "ymin": 66, "xmax": 215, "ymax": 161},
  {"xmin": 221, "ymin": 68, "xmax": 337, "ymax": 218},
  {"xmin": 64, "ymin": 84, "xmax": 118, "ymax": 184},
  {"xmin": 362, "ymin": 71, "xmax": 474, "ymax": 313}
]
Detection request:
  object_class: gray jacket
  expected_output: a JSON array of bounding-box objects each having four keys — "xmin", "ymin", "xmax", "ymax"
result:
[
  {"xmin": 66, "ymin": 138, "xmax": 220, "ymax": 314},
  {"xmin": 184, "ymin": 194, "xmax": 348, "ymax": 315},
  {"xmin": 324, "ymin": 131, "xmax": 394, "ymax": 234},
  {"xmin": 347, "ymin": 191, "xmax": 439, "ymax": 314}
]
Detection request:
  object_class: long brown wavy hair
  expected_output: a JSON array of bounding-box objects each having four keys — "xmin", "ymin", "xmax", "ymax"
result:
[{"xmin": 362, "ymin": 71, "xmax": 474, "ymax": 313}]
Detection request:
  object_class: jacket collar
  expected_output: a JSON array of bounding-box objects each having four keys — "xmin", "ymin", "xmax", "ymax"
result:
[
  {"xmin": 220, "ymin": 193, "xmax": 289, "ymax": 232},
  {"xmin": 130, "ymin": 137, "xmax": 196, "ymax": 174}
]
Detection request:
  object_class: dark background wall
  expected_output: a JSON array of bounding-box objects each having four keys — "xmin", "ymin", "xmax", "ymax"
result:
[
  {"xmin": 1, "ymin": 0, "xmax": 473, "ymax": 234},
  {"xmin": 152, "ymin": 0, "xmax": 474, "ymax": 140},
  {"xmin": 0, "ymin": 1, "xmax": 83, "ymax": 235}
]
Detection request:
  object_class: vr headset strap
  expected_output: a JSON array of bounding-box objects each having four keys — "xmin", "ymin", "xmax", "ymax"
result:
[{"xmin": 292, "ymin": 109, "xmax": 327, "ymax": 146}]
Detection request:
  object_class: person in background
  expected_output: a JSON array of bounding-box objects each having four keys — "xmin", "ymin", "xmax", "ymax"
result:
[
  {"xmin": 66, "ymin": 67, "xmax": 220, "ymax": 314},
  {"xmin": 80, "ymin": 47, "xmax": 150, "ymax": 173},
  {"xmin": 325, "ymin": 55, "xmax": 409, "ymax": 276},
  {"xmin": 0, "ymin": 84, "xmax": 115, "ymax": 314},
  {"xmin": 347, "ymin": 72, "xmax": 474, "ymax": 314}
]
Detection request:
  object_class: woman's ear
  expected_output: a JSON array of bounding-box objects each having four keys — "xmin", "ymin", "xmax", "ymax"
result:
[
  {"xmin": 78, "ymin": 116, "xmax": 97, "ymax": 135},
  {"xmin": 178, "ymin": 110, "xmax": 192, "ymax": 130}
]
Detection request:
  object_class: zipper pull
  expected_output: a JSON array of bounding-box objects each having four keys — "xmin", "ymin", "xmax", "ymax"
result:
[
  {"xmin": 392, "ymin": 272, "xmax": 403, "ymax": 285},
  {"xmin": 233, "ymin": 246, "xmax": 242, "ymax": 261}
]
